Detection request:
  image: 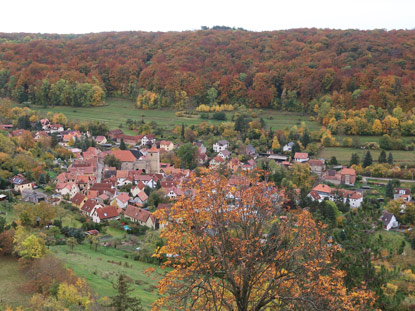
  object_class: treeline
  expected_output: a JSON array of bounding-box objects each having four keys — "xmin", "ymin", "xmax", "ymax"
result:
[
  {"xmin": 314, "ymin": 96, "xmax": 415, "ymax": 137},
  {"xmin": 0, "ymin": 71, "xmax": 105, "ymax": 106},
  {"xmin": 1, "ymin": 29, "xmax": 415, "ymax": 109}
]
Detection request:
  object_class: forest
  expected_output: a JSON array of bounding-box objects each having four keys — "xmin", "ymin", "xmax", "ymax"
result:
[{"xmin": 0, "ymin": 28, "xmax": 415, "ymax": 111}]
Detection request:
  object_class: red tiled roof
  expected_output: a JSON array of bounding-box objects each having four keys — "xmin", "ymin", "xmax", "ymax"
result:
[
  {"xmin": 117, "ymin": 192, "xmax": 130, "ymax": 204},
  {"xmin": 340, "ymin": 167, "xmax": 356, "ymax": 176},
  {"xmin": 81, "ymin": 199, "xmax": 99, "ymax": 214},
  {"xmin": 112, "ymin": 150, "xmax": 136, "ymax": 162},
  {"xmin": 137, "ymin": 191, "xmax": 148, "ymax": 202},
  {"xmin": 95, "ymin": 205, "xmax": 119, "ymax": 220},
  {"xmin": 309, "ymin": 191, "xmax": 321, "ymax": 200},
  {"xmin": 71, "ymin": 193, "xmax": 86, "ymax": 206},
  {"xmin": 308, "ymin": 159, "xmax": 324, "ymax": 166},
  {"xmin": 124, "ymin": 205, "xmax": 153, "ymax": 223},
  {"xmin": 312, "ymin": 184, "xmax": 332, "ymax": 194},
  {"xmin": 294, "ymin": 152, "xmax": 309, "ymax": 159}
]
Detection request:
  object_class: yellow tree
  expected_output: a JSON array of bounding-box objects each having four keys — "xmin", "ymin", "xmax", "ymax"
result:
[
  {"xmin": 153, "ymin": 170, "xmax": 375, "ymax": 311},
  {"xmin": 271, "ymin": 136, "xmax": 280, "ymax": 150},
  {"xmin": 371, "ymin": 119, "xmax": 383, "ymax": 135}
]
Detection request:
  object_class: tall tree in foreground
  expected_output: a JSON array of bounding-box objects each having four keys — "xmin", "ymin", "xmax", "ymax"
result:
[
  {"xmin": 154, "ymin": 170, "xmax": 375, "ymax": 311},
  {"xmin": 110, "ymin": 274, "xmax": 144, "ymax": 311}
]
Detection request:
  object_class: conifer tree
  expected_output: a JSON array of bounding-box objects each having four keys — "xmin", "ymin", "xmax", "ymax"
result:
[
  {"xmin": 120, "ymin": 138, "xmax": 126, "ymax": 150},
  {"xmin": 363, "ymin": 151, "xmax": 373, "ymax": 168},
  {"xmin": 350, "ymin": 153, "xmax": 360, "ymax": 166},
  {"xmin": 378, "ymin": 150, "xmax": 387, "ymax": 163},
  {"xmin": 388, "ymin": 152, "xmax": 394, "ymax": 165},
  {"xmin": 110, "ymin": 274, "xmax": 144, "ymax": 311},
  {"xmin": 386, "ymin": 180, "xmax": 394, "ymax": 199}
]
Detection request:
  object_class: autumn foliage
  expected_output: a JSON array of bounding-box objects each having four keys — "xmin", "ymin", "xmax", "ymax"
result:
[
  {"xmin": 1, "ymin": 29, "xmax": 415, "ymax": 110},
  {"xmin": 154, "ymin": 170, "xmax": 375, "ymax": 311}
]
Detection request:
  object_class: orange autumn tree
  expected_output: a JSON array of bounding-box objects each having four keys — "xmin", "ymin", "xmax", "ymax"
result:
[{"xmin": 154, "ymin": 170, "xmax": 375, "ymax": 311}]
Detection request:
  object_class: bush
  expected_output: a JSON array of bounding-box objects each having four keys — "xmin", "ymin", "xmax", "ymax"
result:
[{"xmin": 212, "ymin": 112, "xmax": 226, "ymax": 120}]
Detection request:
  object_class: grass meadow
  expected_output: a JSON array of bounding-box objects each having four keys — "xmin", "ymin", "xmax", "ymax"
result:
[
  {"xmin": 51, "ymin": 244, "xmax": 164, "ymax": 310},
  {"xmin": 318, "ymin": 147, "xmax": 415, "ymax": 166},
  {"xmin": 17, "ymin": 97, "xmax": 320, "ymax": 132},
  {"xmin": 0, "ymin": 257, "xmax": 32, "ymax": 309}
]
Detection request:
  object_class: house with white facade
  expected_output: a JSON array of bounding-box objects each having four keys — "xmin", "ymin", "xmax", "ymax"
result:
[{"xmin": 213, "ymin": 140, "xmax": 229, "ymax": 153}]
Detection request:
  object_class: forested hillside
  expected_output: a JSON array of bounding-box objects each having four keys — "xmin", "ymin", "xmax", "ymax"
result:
[{"xmin": 1, "ymin": 29, "xmax": 415, "ymax": 110}]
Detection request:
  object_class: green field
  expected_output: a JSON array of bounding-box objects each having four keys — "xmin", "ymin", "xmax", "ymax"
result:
[
  {"xmin": 51, "ymin": 244, "xmax": 163, "ymax": 309},
  {"xmin": 18, "ymin": 97, "xmax": 320, "ymax": 132},
  {"xmin": 0, "ymin": 257, "xmax": 32, "ymax": 309},
  {"xmin": 0, "ymin": 202, "xmax": 16, "ymax": 224},
  {"xmin": 319, "ymin": 147, "xmax": 415, "ymax": 165}
]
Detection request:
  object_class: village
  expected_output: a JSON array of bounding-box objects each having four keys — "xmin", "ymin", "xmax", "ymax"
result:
[{"xmin": 4, "ymin": 117, "xmax": 407, "ymax": 234}]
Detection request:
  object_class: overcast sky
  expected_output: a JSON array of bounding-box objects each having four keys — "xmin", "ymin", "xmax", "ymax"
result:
[{"xmin": 1, "ymin": 0, "xmax": 414, "ymax": 34}]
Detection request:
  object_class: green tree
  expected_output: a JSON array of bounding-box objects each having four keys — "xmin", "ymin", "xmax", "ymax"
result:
[
  {"xmin": 329, "ymin": 156, "xmax": 338, "ymax": 166},
  {"xmin": 120, "ymin": 138, "xmax": 127, "ymax": 150},
  {"xmin": 387, "ymin": 152, "xmax": 394, "ymax": 165},
  {"xmin": 110, "ymin": 274, "xmax": 144, "ymax": 311},
  {"xmin": 300, "ymin": 130, "xmax": 311, "ymax": 148},
  {"xmin": 350, "ymin": 153, "xmax": 360, "ymax": 166},
  {"xmin": 363, "ymin": 151, "xmax": 373, "ymax": 168},
  {"xmin": 386, "ymin": 180, "xmax": 394, "ymax": 199},
  {"xmin": 66, "ymin": 237, "xmax": 78, "ymax": 250},
  {"xmin": 104, "ymin": 154, "xmax": 121, "ymax": 170},
  {"xmin": 176, "ymin": 143, "xmax": 198, "ymax": 170},
  {"xmin": 334, "ymin": 199, "xmax": 386, "ymax": 292},
  {"xmin": 181, "ymin": 123, "xmax": 185, "ymax": 139},
  {"xmin": 378, "ymin": 150, "xmax": 387, "ymax": 163}
]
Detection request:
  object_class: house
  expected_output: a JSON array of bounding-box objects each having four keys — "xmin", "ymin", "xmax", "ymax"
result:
[
  {"xmin": 213, "ymin": 140, "xmax": 229, "ymax": 153},
  {"xmin": 92, "ymin": 205, "xmax": 120, "ymax": 223},
  {"xmin": 71, "ymin": 193, "xmax": 87, "ymax": 209},
  {"xmin": 165, "ymin": 187, "xmax": 184, "ymax": 200},
  {"xmin": 308, "ymin": 159, "xmax": 325, "ymax": 176},
  {"xmin": 340, "ymin": 168, "xmax": 356, "ymax": 186},
  {"xmin": 210, "ymin": 156, "xmax": 225, "ymax": 168},
  {"xmin": 283, "ymin": 142, "xmax": 295, "ymax": 152},
  {"xmin": 136, "ymin": 191, "xmax": 149, "ymax": 205},
  {"xmin": 293, "ymin": 152, "xmax": 309, "ymax": 163},
  {"xmin": 381, "ymin": 211, "xmax": 399, "ymax": 231},
  {"xmin": 115, "ymin": 192, "xmax": 130, "ymax": 210},
  {"xmin": 141, "ymin": 134, "xmax": 156, "ymax": 146},
  {"xmin": 160, "ymin": 140, "xmax": 174, "ymax": 152},
  {"xmin": 124, "ymin": 205, "xmax": 157, "ymax": 229},
  {"xmin": 394, "ymin": 188, "xmax": 412, "ymax": 202},
  {"xmin": 135, "ymin": 175, "xmax": 157, "ymax": 188},
  {"xmin": 81, "ymin": 199, "xmax": 102, "ymax": 217},
  {"xmin": 245, "ymin": 145, "xmax": 257, "ymax": 157},
  {"xmin": 10, "ymin": 174, "xmax": 33, "ymax": 193},
  {"xmin": 49, "ymin": 124, "xmax": 64, "ymax": 133},
  {"xmin": 227, "ymin": 158, "xmax": 241, "ymax": 172},
  {"xmin": 55, "ymin": 182, "xmax": 79, "ymax": 199},
  {"xmin": 21, "ymin": 190, "xmax": 47, "ymax": 204},
  {"xmin": 95, "ymin": 136, "xmax": 107, "ymax": 145},
  {"xmin": 241, "ymin": 159, "xmax": 257, "ymax": 171},
  {"xmin": 108, "ymin": 129, "xmax": 124, "ymax": 140},
  {"xmin": 194, "ymin": 142, "xmax": 207, "ymax": 154},
  {"xmin": 131, "ymin": 182, "xmax": 146, "ymax": 197},
  {"xmin": 218, "ymin": 150, "xmax": 231, "ymax": 160},
  {"xmin": 34, "ymin": 131, "xmax": 49, "ymax": 142},
  {"xmin": 268, "ymin": 154, "xmax": 288, "ymax": 163},
  {"xmin": 120, "ymin": 135, "xmax": 142, "ymax": 145},
  {"xmin": 308, "ymin": 184, "xmax": 363, "ymax": 207}
]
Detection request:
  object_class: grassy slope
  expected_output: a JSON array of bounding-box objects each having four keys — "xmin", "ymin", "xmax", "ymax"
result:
[
  {"xmin": 319, "ymin": 147, "xmax": 415, "ymax": 165},
  {"xmin": 50, "ymin": 244, "xmax": 163, "ymax": 309},
  {"xmin": 19, "ymin": 97, "xmax": 320, "ymax": 132},
  {"xmin": 0, "ymin": 257, "xmax": 32, "ymax": 309}
]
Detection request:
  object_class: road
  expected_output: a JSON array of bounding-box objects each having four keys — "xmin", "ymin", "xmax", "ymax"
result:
[
  {"xmin": 362, "ymin": 176, "xmax": 415, "ymax": 184},
  {"xmin": 97, "ymin": 158, "xmax": 104, "ymax": 183}
]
